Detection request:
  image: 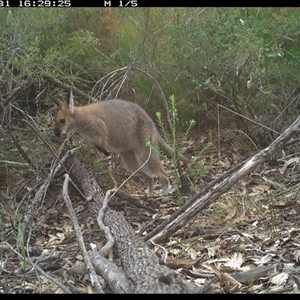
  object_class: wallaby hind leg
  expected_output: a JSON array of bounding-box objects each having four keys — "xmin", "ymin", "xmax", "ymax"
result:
[
  {"xmin": 136, "ymin": 151, "xmax": 170, "ymax": 199},
  {"xmin": 120, "ymin": 150, "xmax": 155, "ymax": 197},
  {"xmin": 150, "ymin": 153, "xmax": 169, "ymax": 195}
]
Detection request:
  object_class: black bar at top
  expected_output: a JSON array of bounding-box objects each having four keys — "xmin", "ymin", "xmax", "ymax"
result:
[{"xmin": 2, "ymin": 0, "xmax": 206, "ymax": 7}]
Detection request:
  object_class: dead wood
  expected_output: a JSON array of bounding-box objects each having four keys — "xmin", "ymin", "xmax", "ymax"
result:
[
  {"xmin": 61, "ymin": 150, "xmax": 203, "ymax": 294},
  {"xmin": 62, "ymin": 174, "xmax": 104, "ymax": 294},
  {"xmin": 20, "ymin": 149, "xmax": 71, "ymax": 236},
  {"xmin": 44, "ymin": 75, "xmax": 96, "ymax": 103},
  {"xmin": 114, "ymin": 190, "xmax": 156, "ymax": 214},
  {"xmin": 145, "ymin": 114, "xmax": 300, "ymax": 244},
  {"xmin": 230, "ymin": 264, "xmax": 279, "ymax": 284}
]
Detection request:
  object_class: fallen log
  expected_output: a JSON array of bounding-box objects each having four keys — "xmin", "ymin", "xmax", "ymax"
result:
[{"xmin": 62, "ymin": 151, "xmax": 204, "ymax": 294}]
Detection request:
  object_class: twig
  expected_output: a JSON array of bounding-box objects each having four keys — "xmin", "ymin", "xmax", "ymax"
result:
[
  {"xmin": 114, "ymin": 191, "xmax": 156, "ymax": 213},
  {"xmin": 3, "ymin": 241, "xmax": 72, "ymax": 294},
  {"xmin": 217, "ymin": 104, "xmax": 281, "ymax": 135},
  {"xmin": 7, "ymin": 120, "xmax": 35, "ymax": 170},
  {"xmin": 0, "ymin": 160, "xmax": 29, "ymax": 169},
  {"xmin": 15, "ymin": 179, "xmax": 43, "ymax": 218},
  {"xmin": 60, "ymin": 269, "xmax": 86, "ymax": 293},
  {"xmin": 112, "ymin": 146, "xmax": 152, "ymax": 200},
  {"xmin": 21, "ymin": 149, "xmax": 72, "ymax": 235},
  {"xmin": 97, "ymin": 189, "xmax": 115, "ymax": 257},
  {"xmin": 62, "ymin": 174, "xmax": 104, "ymax": 294},
  {"xmin": 33, "ymin": 262, "xmax": 72, "ymax": 294},
  {"xmin": 44, "ymin": 74, "xmax": 96, "ymax": 102}
]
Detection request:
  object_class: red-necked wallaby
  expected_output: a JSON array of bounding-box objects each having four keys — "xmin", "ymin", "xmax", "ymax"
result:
[{"xmin": 50, "ymin": 90, "xmax": 190, "ymax": 198}]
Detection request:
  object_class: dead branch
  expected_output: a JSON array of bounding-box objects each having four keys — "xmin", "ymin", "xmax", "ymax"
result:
[
  {"xmin": 62, "ymin": 174, "xmax": 104, "ymax": 294},
  {"xmin": 20, "ymin": 149, "xmax": 72, "ymax": 236},
  {"xmin": 145, "ymin": 114, "xmax": 300, "ymax": 244},
  {"xmin": 7, "ymin": 123, "xmax": 35, "ymax": 170},
  {"xmin": 61, "ymin": 150, "xmax": 203, "ymax": 293},
  {"xmin": 67, "ymin": 244, "xmax": 132, "ymax": 293},
  {"xmin": 231, "ymin": 264, "xmax": 279, "ymax": 284},
  {"xmin": 3, "ymin": 241, "xmax": 72, "ymax": 294},
  {"xmin": 92, "ymin": 66, "xmax": 130, "ymax": 99},
  {"xmin": 88, "ymin": 251, "xmax": 132, "ymax": 293},
  {"xmin": 96, "ymin": 189, "xmax": 115, "ymax": 257},
  {"xmin": 43, "ymin": 74, "xmax": 96, "ymax": 102},
  {"xmin": 114, "ymin": 190, "xmax": 156, "ymax": 214},
  {"xmin": 0, "ymin": 160, "xmax": 29, "ymax": 169}
]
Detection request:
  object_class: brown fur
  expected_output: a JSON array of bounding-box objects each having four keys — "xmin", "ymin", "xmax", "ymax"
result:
[{"xmin": 50, "ymin": 90, "xmax": 190, "ymax": 198}]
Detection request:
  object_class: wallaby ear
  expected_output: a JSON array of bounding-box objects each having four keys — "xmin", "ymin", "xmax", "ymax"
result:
[
  {"xmin": 48, "ymin": 94, "xmax": 61, "ymax": 107},
  {"xmin": 66, "ymin": 90, "xmax": 74, "ymax": 113}
]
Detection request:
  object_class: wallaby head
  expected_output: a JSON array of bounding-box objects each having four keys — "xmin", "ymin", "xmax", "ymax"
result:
[
  {"xmin": 50, "ymin": 90, "xmax": 191, "ymax": 200},
  {"xmin": 49, "ymin": 90, "xmax": 76, "ymax": 137}
]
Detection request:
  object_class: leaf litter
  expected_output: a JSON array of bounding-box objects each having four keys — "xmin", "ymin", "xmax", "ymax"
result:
[{"xmin": 1, "ymin": 143, "xmax": 300, "ymax": 293}]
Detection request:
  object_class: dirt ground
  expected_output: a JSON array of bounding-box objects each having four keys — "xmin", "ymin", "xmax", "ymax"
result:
[{"xmin": 1, "ymin": 135, "xmax": 300, "ymax": 294}]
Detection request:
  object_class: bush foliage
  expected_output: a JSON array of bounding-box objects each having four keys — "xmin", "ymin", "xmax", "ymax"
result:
[{"xmin": 1, "ymin": 7, "xmax": 300, "ymax": 148}]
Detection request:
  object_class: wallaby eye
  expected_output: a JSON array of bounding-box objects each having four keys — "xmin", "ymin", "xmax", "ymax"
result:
[{"xmin": 59, "ymin": 118, "xmax": 65, "ymax": 124}]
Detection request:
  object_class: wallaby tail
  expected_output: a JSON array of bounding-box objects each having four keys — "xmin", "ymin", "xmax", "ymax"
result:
[{"xmin": 157, "ymin": 134, "xmax": 190, "ymax": 166}]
